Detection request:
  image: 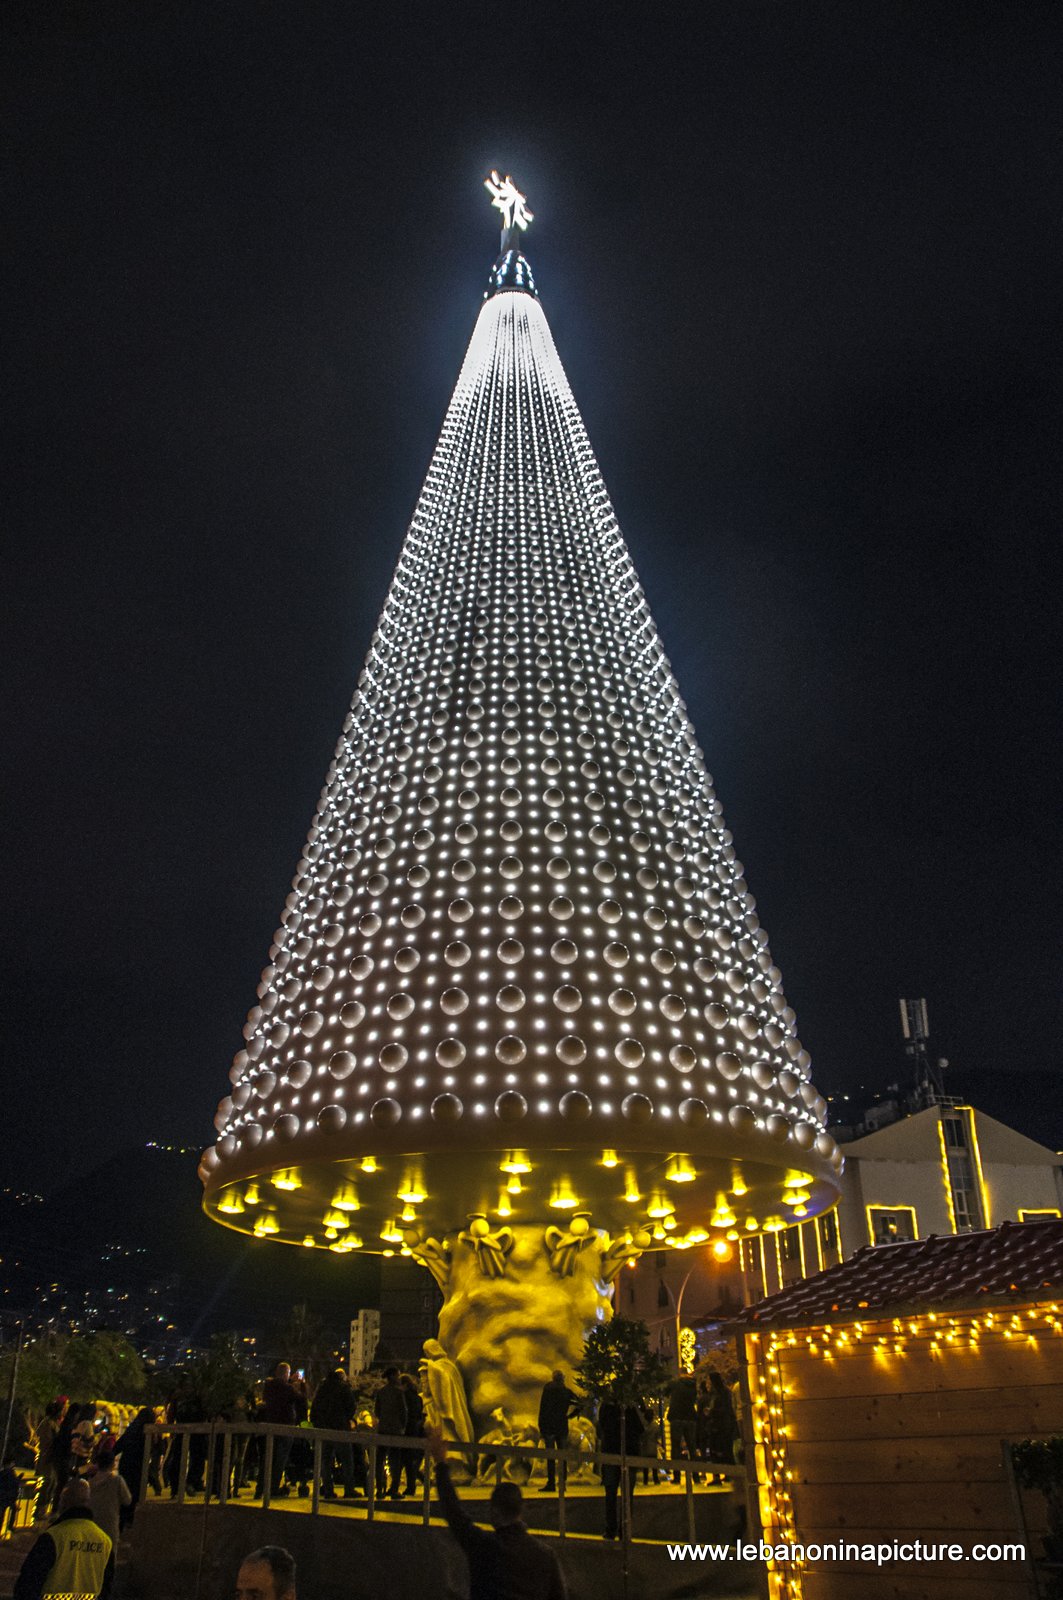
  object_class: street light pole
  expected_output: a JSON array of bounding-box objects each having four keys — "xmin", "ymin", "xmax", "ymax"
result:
[
  {"xmin": 673, "ymin": 1267, "xmax": 694, "ymax": 1375},
  {"xmin": 1, "ymin": 1320, "xmax": 25, "ymax": 1463}
]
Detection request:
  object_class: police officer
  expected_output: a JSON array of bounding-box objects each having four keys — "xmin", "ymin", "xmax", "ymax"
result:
[{"xmin": 14, "ymin": 1479, "xmax": 114, "ymax": 1599}]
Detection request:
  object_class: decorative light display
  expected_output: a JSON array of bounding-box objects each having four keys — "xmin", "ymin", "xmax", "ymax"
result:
[
  {"xmin": 484, "ymin": 171, "xmax": 533, "ymax": 232},
  {"xmin": 199, "ymin": 176, "xmax": 841, "ymax": 1426},
  {"xmin": 745, "ymin": 1302, "xmax": 1063, "ymax": 1599}
]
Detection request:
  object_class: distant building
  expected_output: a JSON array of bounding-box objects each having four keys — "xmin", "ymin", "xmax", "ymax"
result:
[
  {"xmin": 348, "ymin": 1309, "xmax": 380, "ymax": 1374},
  {"xmin": 834, "ymin": 1102, "xmax": 1063, "ymax": 1257}
]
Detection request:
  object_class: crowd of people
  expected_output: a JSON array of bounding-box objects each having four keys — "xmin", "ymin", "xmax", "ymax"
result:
[
  {"xmin": 3, "ymin": 1356, "xmax": 740, "ymax": 1596},
  {"xmin": 246, "ymin": 1359, "xmax": 427, "ymax": 1502},
  {"xmin": 1, "ymin": 1397, "xmax": 146, "ymax": 1546}
]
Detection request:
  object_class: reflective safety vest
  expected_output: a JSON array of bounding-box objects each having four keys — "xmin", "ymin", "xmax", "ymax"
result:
[{"xmin": 42, "ymin": 1512, "xmax": 112, "ymax": 1599}]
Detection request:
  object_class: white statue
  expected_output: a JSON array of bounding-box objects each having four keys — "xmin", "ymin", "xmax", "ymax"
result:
[{"xmin": 420, "ymin": 1337, "xmax": 475, "ymax": 1449}]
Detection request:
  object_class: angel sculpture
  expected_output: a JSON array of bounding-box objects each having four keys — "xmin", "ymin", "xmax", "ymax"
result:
[
  {"xmin": 544, "ymin": 1210, "xmax": 598, "ymax": 1277},
  {"xmin": 402, "ymin": 1227, "xmax": 451, "ymax": 1292},
  {"xmin": 599, "ymin": 1226, "xmax": 653, "ymax": 1284},
  {"xmin": 477, "ymin": 1407, "xmax": 536, "ymax": 1485},
  {"xmin": 484, "ymin": 171, "xmax": 533, "ymax": 232},
  {"xmin": 567, "ymin": 1415, "xmax": 600, "ymax": 1482},
  {"xmin": 458, "ymin": 1212, "xmax": 514, "ymax": 1278}
]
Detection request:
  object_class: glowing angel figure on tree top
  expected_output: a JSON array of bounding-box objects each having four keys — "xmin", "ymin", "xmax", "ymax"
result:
[
  {"xmin": 199, "ymin": 174, "xmax": 843, "ymax": 1433},
  {"xmin": 484, "ymin": 170, "xmax": 533, "ymax": 233}
]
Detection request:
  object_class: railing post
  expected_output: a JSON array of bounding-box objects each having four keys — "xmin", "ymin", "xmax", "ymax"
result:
[
  {"xmin": 366, "ymin": 1441, "xmax": 376, "ymax": 1522},
  {"xmin": 176, "ymin": 1432, "xmax": 190, "ymax": 1506},
  {"xmin": 311, "ymin": 1436, "xmax": 322, "ymax": 1516},
  {"xmin": 685, "ymin": 1463, "xmax": 696, "ymax": 1541},
  {"xmin": 203, "ymin": 1425, "xmax": 216, "ymax": 1503},
  {"xmin": 262, "ymin": 1432, "xmax": 273, "ymax": 1511},
  {"xmin": 621, "ymin": 1453, "xmax": 630, "ymax": 1548},
  {"xmin": 417, "ymin": 1444, "xmax": 429, "ymax": 1520},
  {"xmin": 219, "ymin": 1431, "xmax": 232, "ymax": 1507},
  {"xmin": 557, "ymin": 1447, "xmax": 566, "ymax": 1541},
  {"xmin": 139, "ymin": 1427, "xmax": 152, "ymax": 1507}
]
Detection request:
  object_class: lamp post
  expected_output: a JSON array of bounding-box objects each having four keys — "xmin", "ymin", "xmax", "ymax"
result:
[{"xmin": 670, "ymin": 1267, "xmax": 696, "ymax": 1376}]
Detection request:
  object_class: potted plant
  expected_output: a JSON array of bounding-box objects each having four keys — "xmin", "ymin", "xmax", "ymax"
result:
[{"xmin": 1012, "ymin": 1437, "xmax": 1063, "ymax": 1562}]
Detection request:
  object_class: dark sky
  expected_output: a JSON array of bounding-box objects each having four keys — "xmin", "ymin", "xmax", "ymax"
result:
[{"xmin": 4, "ymin": 2, "xmax": 1061, "ymax": 1191}]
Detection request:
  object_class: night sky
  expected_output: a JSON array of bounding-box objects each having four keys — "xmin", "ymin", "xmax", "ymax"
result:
[{"xmin": 5, "ymin": 3, "xmax": 1061, "ymax": 1193}]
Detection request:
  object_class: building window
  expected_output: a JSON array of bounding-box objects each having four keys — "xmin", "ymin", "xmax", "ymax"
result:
[
  {"xmin": 867, "ymin": 1205, "xmax": 918, "ymax": 1245},
  {"xmin": 940, "ymin": 1108, "xmax": 987, "ymax": 1232},
  {"xmin": 780, "ymin": 1226, "xmax": 800, "ymax": 1263},
  {"xmin": 742, "ymin": 1235, "xmax": 767, "ymax": 1299},
  {"xmin": 657, "ymin": 1279, "xmax": 671, "ymax": 1308},
  {"xmin": 818, "ymin": 1212, "xmax": 839, "ymax": 1254},
  {"xmin": 943, "ymin": 1115, "xmax": 966, "ymax": 1150},
  {"xmin": 1018, "ymin": 1209, "xmax": 1061, "ymax": 1222}
]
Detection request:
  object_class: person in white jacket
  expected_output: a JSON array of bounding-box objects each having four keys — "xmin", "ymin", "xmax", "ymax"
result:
[{"xmin": 87, "ymin": 1452, "xmax": 130, "ymax": 1548}]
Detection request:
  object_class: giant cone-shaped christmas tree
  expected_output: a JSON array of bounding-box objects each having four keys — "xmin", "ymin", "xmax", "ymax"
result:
[{"xmin": 200, "ymin": 178, "xmax": 842, "ymax": 1433}]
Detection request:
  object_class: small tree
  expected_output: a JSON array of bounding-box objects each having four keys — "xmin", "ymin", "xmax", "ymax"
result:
[
  {"xmin": 148, "ymin": 1334, "xmax": 255, "ymax": 1418},
  {"xmin": 275, "ymin": 1304, "xmax": 337, "ymax": 1389},
  {"xmin": 195, "ymin": 1334, "xmax": 256, "ymax": 1416},
  {"xmin": 1012, "ymin": 1437, "xmax": 1063, "ymax": 1549},
  {"xmin": 577, "ymin": 1318, "xmax": 671, "ymax": 1584},
  {"xmin": 576, "ymin": 1316, "xmax": 671, "ymax": 1451},
  {"xmin": 1, "ymin": 1331, "xmax": 146, "ymax": 1417}
]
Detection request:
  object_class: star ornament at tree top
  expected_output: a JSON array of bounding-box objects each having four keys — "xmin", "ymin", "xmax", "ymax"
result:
[{"xmin": 484, "ymin": 171, "xmax": 533, "ymax": 232}]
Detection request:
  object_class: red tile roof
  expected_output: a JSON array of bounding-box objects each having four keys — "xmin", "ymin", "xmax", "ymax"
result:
[{"xmin": 735, "ymin": 1218, "xmax": 1063, "ymax": 1327}]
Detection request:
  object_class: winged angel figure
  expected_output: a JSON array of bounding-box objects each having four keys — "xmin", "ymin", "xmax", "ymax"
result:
[{"xmin": 484, "ymin": 171, "xmax": 533, "ymax": 231}]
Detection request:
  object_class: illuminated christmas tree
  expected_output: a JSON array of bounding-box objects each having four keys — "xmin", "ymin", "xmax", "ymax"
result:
[{"xmin": 200, "ymin": 177, "xmax": 842, "ymax": 1432}]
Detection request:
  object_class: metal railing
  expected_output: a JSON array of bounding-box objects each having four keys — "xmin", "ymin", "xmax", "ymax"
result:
[{"xmin": 142, "ymin": 1422, "xmax": 743, "ymax": 1545}]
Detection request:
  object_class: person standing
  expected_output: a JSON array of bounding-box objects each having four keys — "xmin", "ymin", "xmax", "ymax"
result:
[
  {"xmin": 399, "ymin": 1373, "xmax": 425, "ymax": 1497},
  {"xmin": 255, "ymin": 1362, "xmax": 300, "ymax": 1499},
  {"xmin": 537, "ymin": 1372, "xmax": 578, "ymax": 1493},
  {"xmin": 729, "ymin": 1369, "xmax": 745, "ymax": 1465},
  {"xmin": 637, "ymin": 1403, "xmax": 662, "ymax": 1485},
  {"xmin": 13, "ymin": 1480, "xmax": 114, "ymax": 1600},
  {"xmin": 309, "ymin": 1369, "xmax": 362, "ymax": 1499},
  {"xmin": 1, "ymin": 1456, "xmax": 20, "ymax": 1541},
  {"xmin": 704, "ymin": 1370, "xmax": 738, "ymax": 1477},
  {"xmin": 32, "ymin": 1400, "xmax": 65, "ymax": 1521},
  {"xmin": 227, "ymin": 1391, "xmax": 253, "ymax": 1493},
  {"xmin": 372, "ymin": 1368, "xmax": 407, "ymax": 1497},
  {"xmin": 87, "ymin": 1452, "xmax": 130, "ymax": 1549},
  {"xmin": 72, "ymin": 1406, "xmax": 97, "ymax": 1474},
  {"xmin": 112, "ymin": 1407, "xmax": 153, "ymax": 1529},
  {"xmin": 287, "ymin": 1376, "xmax": 312, "ymax": 1496},
  {"xmin": 596, "ymin": 1400, "xmax": 641, "ymax": 1542},
  {"xmin": 425, "ymin": 1428, "xmax": 567, "ymax": 1599},
  {"xmin": 666, "ymin": 1374, "xmax": 699, "ymax": 1481},
  {"xmin": 50, "ymin": 1404, "xmax": 78, "ymax": 1498}
]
